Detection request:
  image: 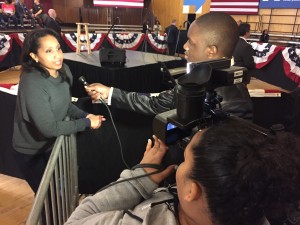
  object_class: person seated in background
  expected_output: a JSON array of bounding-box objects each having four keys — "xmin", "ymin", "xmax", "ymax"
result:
[
  {"xmin": 1, "ymin": 0, "xmax": 18, "ymax": 29},
  {"xmin": 15, "ymin": 0, "xmax": 32, "ymax": 29},
  {"xmin": 65, "ymin": 117, "xmax": 300, "ymax": 225},
  {"xmin": 45, "ymin": 8, "xmax": 61, "ymax": 35},
  {"xmin": 30, "ymin": 0, "xmax": 48, "ymax": 28},
  {"xmin": 153, "ymin": 19, "xmax": 161, "ymax": 35},
  {"xmin": 260, "ymin": 29, "xmax": 270, "ymax": 43},
  {"xmin": 233, "ymin": 22, "xmax": 255, "ymax": 70},
  {"xmin": 165, "ymin": 19, "xmax": 179, "ymax": 55},
  {"xmin": 86, "ymin": 12, "xmax": 253, "ymax": 121},
  {"xmin": 0, "ymin": 8, "xmax": 3, "ymax": 29}
]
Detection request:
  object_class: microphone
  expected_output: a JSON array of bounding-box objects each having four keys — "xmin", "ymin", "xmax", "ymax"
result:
[
  {"xmin": 183, "ymin": 20, "xmax": 191, "ymax": 29},
  {"xmin": 78, "ymin": 76, "xmax": 89, "ymax": 87},
  {"xmin": 99, "ymin": 16, "xmax": 126, "ymax": 67},
  {"xmin": 78, "ymin": 76, "xmax": 106, "ymax": 103}
]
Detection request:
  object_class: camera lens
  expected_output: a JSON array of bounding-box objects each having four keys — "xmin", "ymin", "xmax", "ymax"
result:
[{"xmin": 176, "ymin": 63, "xmax": 212, "ymax": 121}]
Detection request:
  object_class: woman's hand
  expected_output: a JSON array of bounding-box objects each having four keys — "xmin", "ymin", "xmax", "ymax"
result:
[
  {"xmin": 86, "ymin": 114, "xmax": 106, "ymax": 129},
  {"xmin": 140, "ymin": 135, "xmax": 176, "ymax": 184}
]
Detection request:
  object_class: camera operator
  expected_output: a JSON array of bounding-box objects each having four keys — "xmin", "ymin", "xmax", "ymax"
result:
[
  {"xmin": 66, "ymin": 117, "xmax": 300, "ymax": 225},
  {"xmin": 85, "ymin": 12, "xmax": 253, "ymax": 121}
]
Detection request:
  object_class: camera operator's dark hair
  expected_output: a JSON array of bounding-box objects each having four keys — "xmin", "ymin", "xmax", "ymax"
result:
[
  {"xmin": 238, "ymin": 23, "xmax": 251, "ymax": 36},
  {"xmin": 21, "ymin": 28, "xmax": 68, "ymax": 82},
  {"xmin": 195, "ymin": 12, "xmax": 239, "ymax": 58},
  {"xmin": 189, "ymin": 118, "xmax": 300, "ymax": 225}
]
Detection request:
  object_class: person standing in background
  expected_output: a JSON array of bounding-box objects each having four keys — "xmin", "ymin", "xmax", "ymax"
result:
[
  {"xmin": 233, "ymin": 23, "xmax": 255, "ymax": 70},
  {"xmin": 142, "ymin": 19, "xmax": 151, "ymax": 34},
  {"xmin": 13, "ymin": 28, "xmax": 105, "ymax": 194},
  {"xmin": 45, "ymin": 8, "xmax": 61, "ymax": 35},
  {"xmin": 165, "ymin": 19, "xmax": 179, "ymax": 55},
  {"xmin": 153, "ymin": 19, "xmax": 161, "ymax": 36}
]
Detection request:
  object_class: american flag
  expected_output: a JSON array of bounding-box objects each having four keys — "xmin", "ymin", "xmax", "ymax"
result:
[
  {"xmin": 93, "ymin": 0, "xmax": 144, "ymax": 8},
  {"xmin": 210, "ymin": 0, "xmax": 259, "ymax": 15}
]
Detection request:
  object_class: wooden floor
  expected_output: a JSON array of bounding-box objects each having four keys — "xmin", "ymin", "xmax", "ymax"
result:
[
  {"xmin": 0, "ymin": 174, "xmax": 34, "ymax": 225},
  {"xmin": 0, "ymin": 66, "xmax": 21, "ymax": 84},
  {"xmin": 0, "ymin": 67, "xmax": 33, "ymax": 225}
]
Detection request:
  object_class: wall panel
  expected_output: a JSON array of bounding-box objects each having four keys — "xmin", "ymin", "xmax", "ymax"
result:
[{"xmin": 50, "ymin": 0, "xmax": 300, "ymax": 35}]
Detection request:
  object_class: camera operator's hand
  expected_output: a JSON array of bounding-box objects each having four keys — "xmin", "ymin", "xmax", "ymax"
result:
[
  {"xmin": 86, "ymin": 114, "xmax": 106, "ymax": 129},
  {"xmin": 140, "ymin": 135, "xmax": 176, "ymax": 184},
  {"xmin": 85, "ymin": 83, "xmax": 111, "ymax": 101}
]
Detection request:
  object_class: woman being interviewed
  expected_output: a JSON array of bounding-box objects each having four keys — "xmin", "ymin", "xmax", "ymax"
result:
[{"xmin": 13, "ymin": 28, "xmax": 105, "ymax": 194}]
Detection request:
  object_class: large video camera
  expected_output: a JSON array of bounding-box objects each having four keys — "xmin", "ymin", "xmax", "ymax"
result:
[{"xmin": 153, "ymin": 58, "xmax": 249, "ymax": 146}]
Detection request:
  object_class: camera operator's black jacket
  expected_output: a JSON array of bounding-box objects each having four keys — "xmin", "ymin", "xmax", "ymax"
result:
[{"xmin": 110, "ymin": 83, "xmax": 253, "ymax": 120}]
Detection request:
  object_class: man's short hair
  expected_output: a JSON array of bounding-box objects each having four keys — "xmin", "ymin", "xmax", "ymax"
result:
[
  {"xmin": 195, "ymin": 12, "xmax": 239, "ymax": 58},
  {"xmin": 238, "ymin": 23, "xmax": 251, "ymax": 36}
]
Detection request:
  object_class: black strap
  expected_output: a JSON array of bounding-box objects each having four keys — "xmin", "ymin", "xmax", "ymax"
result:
[
  {"xmin": 124, "ymin": 209, "xmax": 143, "ymax": 223},
  {"xmin": 131, "ymin": 163, "xmax": 163, "ymax": 171}
]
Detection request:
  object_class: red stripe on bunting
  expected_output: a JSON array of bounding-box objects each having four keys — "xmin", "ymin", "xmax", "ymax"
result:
[{"xmin": 281, "ymin": 47, "xmax": 300, "ymax": 86}]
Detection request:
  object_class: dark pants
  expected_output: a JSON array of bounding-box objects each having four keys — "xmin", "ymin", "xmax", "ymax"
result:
[
  {"xmin": 167, "ymin": 42, "xmax": 177, "ymax": 56},
  {"xmin": 13, "ymin": 150, "xmax": 51, "ymax": 193},
  {"xmin": 13, "ymin": 150, "xmax": 52, "ymax": 224},
  {"xmin": 2, "ymin": 14, "xmax": 18, "ymax": 28}
]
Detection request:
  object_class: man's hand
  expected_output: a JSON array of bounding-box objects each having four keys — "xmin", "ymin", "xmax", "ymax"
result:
[
  {"xmin": 140, "ymin": 135, "xmax": 176, "ymax": 184},
  {"xmin": 85, "ymin": 83, "xmax": 111, "ymax": 101}
]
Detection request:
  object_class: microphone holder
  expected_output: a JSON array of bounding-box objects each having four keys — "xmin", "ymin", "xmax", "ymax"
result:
[
  {"xmin": 105, "ymin": 18, "xmax": 119, "ymax": 48},
  {"xmin": 175, "ymin": 28, "xmax": 181, "ymax": 57}
]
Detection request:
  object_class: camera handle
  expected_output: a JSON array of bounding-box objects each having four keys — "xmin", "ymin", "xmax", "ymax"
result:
[{"xmin": 204, "ymin": 90, "xmax": 223, "ymax": 116}]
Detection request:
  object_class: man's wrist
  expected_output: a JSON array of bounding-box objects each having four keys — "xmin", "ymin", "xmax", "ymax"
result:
[{"xmin": 107, "ymin": 87, "xmax": 113, "ymax": 105}]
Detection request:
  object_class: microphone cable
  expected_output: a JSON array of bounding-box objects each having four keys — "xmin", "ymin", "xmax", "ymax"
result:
[
  {"xmin": 78, "ymin": 76, "xmax": 130, "ymax": 169},
  {"xmin": 96, "ymin": 95, "xmax": 130, "ymax": 169}
]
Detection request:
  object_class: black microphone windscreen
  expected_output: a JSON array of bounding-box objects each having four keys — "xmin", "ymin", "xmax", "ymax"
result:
[{"xmin": 78, "ymin": 76, "xmax": 89, "ymax": 86}]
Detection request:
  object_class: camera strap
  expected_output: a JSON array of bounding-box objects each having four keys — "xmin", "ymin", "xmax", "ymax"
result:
[{"xmin": 131, "ymin": 163, "xmax": 163, "ymax": 171}]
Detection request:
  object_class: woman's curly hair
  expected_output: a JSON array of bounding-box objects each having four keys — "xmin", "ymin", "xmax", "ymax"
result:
[{"xmin": 189, "ymin": 118, "xmax": 300, "ymax": 225}]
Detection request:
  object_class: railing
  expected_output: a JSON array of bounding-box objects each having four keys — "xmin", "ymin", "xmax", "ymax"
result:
[
  {"xmin": 25, "ymin": 132, "xmax": 78, "ymax": 225},
  {"xmin": 89, "ymin": 24, "xmax": 143, "ymax": 33}
]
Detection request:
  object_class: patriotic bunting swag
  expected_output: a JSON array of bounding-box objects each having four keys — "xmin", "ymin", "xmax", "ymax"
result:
[
  {"xmin": 0, "ymin": 34, "xmax": 13, "ymax": 62},
  {"xmin": 1, "ymin": 33, "xmax": 299, "ymax": 86},
  {"xmin": 252, "ymin": 42, "xmax": 300, "ymax": 86}
]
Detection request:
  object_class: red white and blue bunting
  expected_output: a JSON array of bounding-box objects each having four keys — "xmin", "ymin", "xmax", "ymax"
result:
[
  {"xmin": 0, "ymin": 34, "xmax": 13, "ymax": 62},
  {"xmin": 106, "ymin": 33, "xmax": 144, "ymax": 50},
  {"xmin": 62, "ymin": 33, "xmax": 105, "ymax": 52},
  {"xmin": 251, "ymin": 42, "xmax": 281, "ymax": 69},
  {"xmin": 2, "ymin": 33, "xmax": 300, "ymax": 86},
  {"xmin": 10, "ymin": 33, "xmax": 26, "ymax": 47},
  {"xmin": 147, "ymin": 33, "xmax": 167, "ymax": 53},
  {"xmin": 252, "ymin": 42, "xmax": 300, "ymax": 86},
  {"xmin": 281, "ymin": 47, "xmax": 300, "ymax": 85}
]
